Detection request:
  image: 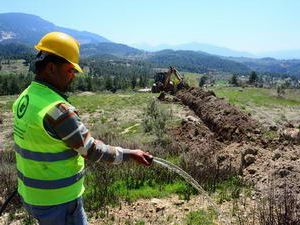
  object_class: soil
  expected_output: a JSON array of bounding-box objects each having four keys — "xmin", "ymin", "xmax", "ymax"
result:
[
  {"xmin": 89, "ymin": 195, "xmax": 216, "ymax": 225},
  {"xmin": 163, "ymin": 87, "xmax": 300, "ymax": 201}
]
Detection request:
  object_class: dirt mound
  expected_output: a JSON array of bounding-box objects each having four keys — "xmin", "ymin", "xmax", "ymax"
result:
[
  {"xmin": 176, "ymin": 87, "xmax": 260, "ymax": 142},
  {"xmin": 170, "ymin": 119, "xmax": 228, "ymax": 182},
  {"xmin": 164, "ymin": 87, "xmax": 300, "ymax": 201}
]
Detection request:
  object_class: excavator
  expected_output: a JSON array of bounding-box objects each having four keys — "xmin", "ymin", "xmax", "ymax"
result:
[{"xmin": 151, "ymin": 66, "xmax": 186, "ymax": 94}]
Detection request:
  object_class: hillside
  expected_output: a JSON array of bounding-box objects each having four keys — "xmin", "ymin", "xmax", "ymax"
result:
[
  {"xmin": 81, "ymin": 43, "xmax": 144, "ymax": 57},
  {"xmin": 0, "ymin": 13, "xmax": 110, "ymax": 45},
  {"xmin": 0, "ymin": 43, "xmax": 34, "ymax": 58},
  {"xmin": 228, "ymin": 56, "xmax": 300, "ymax": 78},
  {"xmin": 133, "ymin": 42, "xmax": 255, "ymax": 57},
  {"xmin": 146, "ymin": 50, "xmax": 251, "ymax": 74}
]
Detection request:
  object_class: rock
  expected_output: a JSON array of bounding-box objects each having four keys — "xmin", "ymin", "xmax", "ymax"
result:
[
  {"xmin": 173, "ymin": 200, "xmax": 185, "ymax": 206},
  {"xmin": 254, "ymin": 128, "xmax": 261, "ymax": 134},
  {"xmin": 155, "ymin": 205, "xmax": 165, "ymax": 212},
  {"xmin": 272, "ymin": 151, "xmax": 281, "ymax": 160},
  {"xmin": 244, "ymin": 154, "xmax": 256, "ymax": 166},
  {"xmin": 269, "ymin": 125, "xmax": 278, "ymax": 131},
  {"xmin": 278, "ymin": 182, "xmax": 286, "ymax": 188},
  {"xmin": 291, "ymin": 155, "xmax": 298, "ymax": 161},
  {"xmin": 243, "ymin": 147, "xmax": 258, "ymax": 156},
  {"xmin": 151, "ymin": 198, "xmax": 165, "ymax": 212},
  {"xmin": 261, "ymin": 139, "xmax": 268, "ymax": 147},
  {"xmin": 281, "ymin": 128, "xmax": 300, "ymax": 143},
  {"xmin": 286, "ymin": 165, "xmax": 294, "ymax": 171},
  {"xmin": 279, "ymin": 169, "xmax": 290, "ymax": 177},
  {"xmin": 150, "ymin": 198, "xmax": 162, "ymax": 205},
  {"xmin": 217, "ymin": 154, "xmax": 227, "ymax": 163},
  {"xmin": 248, "ymin": 168, "xmax": 256, "ymax": 174}
]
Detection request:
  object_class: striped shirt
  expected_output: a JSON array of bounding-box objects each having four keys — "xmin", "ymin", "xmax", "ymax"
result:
[{"xmin": 43, "ymin": 102, "xmax": 129, "ymax": 164}]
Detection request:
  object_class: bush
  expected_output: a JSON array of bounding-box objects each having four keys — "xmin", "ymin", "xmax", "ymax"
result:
[
  {"xmin": 0, "ymin": 150, "xmax": 20, "ymax": 214},
  {"xmin": 142, "ymin": 98, "xmax": 171, "ymax": 146},
  {"xmin": 258, "ymin": 187, "xmax": 300, "ymax": 225}
]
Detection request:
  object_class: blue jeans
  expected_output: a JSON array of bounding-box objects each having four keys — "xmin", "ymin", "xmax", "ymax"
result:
[{"xmin": 23, "ymin": 197, "xmax": 88, "ymax": 225}]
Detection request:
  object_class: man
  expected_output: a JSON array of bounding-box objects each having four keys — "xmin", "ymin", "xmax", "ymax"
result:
[{"xmin": 12, "ymin": 32, "xmax": 153, "ymax": 225}]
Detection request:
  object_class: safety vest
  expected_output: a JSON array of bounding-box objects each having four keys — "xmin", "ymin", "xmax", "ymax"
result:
[{"xmin": 12, "ymin": 81, "xmax": 85, "ymax": 206}]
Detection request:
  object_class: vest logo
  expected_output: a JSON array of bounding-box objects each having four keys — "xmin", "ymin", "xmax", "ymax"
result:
[{"xmin": 17, "ymin": 95, "xmax": 29, "ymax": 119}]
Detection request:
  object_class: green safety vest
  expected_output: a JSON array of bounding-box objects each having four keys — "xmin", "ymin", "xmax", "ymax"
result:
[{"xmin": 12, "ymin": 81, "xmax": 85, "ymax": 206}]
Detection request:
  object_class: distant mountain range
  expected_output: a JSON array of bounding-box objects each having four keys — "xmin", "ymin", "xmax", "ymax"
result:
[
  {"xmin": 0, "ymin": 13, "xmax": 110, "ymax": 45},
  {"xmin": 227, "ymin": 57, "xmax": 300, "ymax": 77},
  {"xmin": 145, "ymin": 50, "xmax": 251, "ymax": 74},
  {"xmin": 132, "ymin": 42, "xmax": 255, "ymax": 58},
  {"xmin": 0, "ymin": 12, "xmax": 300, "ymax": 78},
  {"xmin": 258, "ymin": 50, "xmax": 300, "ymax": 60},
  {"xmin": 133, "ymin": 42, "xmax": 300, "ymax": 60}
]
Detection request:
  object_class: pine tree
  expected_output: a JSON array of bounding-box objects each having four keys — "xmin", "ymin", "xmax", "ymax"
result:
[
  {"xmin": 230, "ymin": 74, "xmax": 239, "ymax": 86},
  {"xmin": 249, "ymin": 71, "xmax": 258, "ymax": 85},
  {"xmin": 199, "ymin": 75, "xmax": 208, "ymax": 87}
]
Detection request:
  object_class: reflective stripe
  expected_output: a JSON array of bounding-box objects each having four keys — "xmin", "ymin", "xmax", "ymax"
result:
[
  {"xmin": 14, "ymin": 125, "xmax": 25, "ymax": 134},
  {"xmin": 113, "ymin": 147, "xmax": 123, "ymax": 165},
  {"xmin": 15, "ymin": 145, "xmax": 78, "ymax": 162},
  {"xmin": 62, "ymin": 124, "xmax": 84, "ymax": 140},
  {"xmin": 17, "ymin": 169, "xmax": 85, "ymax": 189},
  {"xmin": 14, "ymin": 131, "xmax": 24, "ymax": 139}
]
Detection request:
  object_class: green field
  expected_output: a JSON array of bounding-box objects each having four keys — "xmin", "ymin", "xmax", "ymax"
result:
[
  {"xmin": 184, "ymin": 72, "xmax": 201, "ymax": 87},
  {"xmin": 1, "ymin": 86, "xmax": 299, "ymax": 224},
  {"xmin": 211, "ymin": 86, "xmax": 300, "ymax": 107}
]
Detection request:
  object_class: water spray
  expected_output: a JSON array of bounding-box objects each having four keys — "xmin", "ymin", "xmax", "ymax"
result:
[{"xmin": 153, "ymin": 157, "xmax": 231, "ymax": 225}]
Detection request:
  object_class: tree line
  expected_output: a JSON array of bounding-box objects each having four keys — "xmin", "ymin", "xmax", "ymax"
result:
[{"xmin": 0, "ymin": 56, "xmax": 154, "ymax": 95}]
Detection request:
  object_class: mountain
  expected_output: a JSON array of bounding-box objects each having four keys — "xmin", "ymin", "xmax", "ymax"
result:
[
  {"xmin": 146, "ymin": 50, "xmax": 251, "ymax": 74},
  {"xmin": 0, "ymin": 12, "xmax": 298, "ymax": 76},
  {"xmin": 257, "ymin": 50, "xmax": 300, "ymax": 60},
  {"xmin": 81, "ymin": 43, "xmax": 143, "ymax": 57},
  {"xmin": 227, "ymin": 56, "xmax": 300, "ymax": 78},
  {"xmin": 0, "ymin": 13, "xmax": 110, "ymax": 45},
  {"xmin": 132, "ymin": 42, "xmax": 254, "ymax": 57}
]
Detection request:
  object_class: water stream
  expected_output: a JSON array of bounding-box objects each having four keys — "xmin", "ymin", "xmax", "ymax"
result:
[{"xmin": 153, "ymin": 157, "xmax": 231, "ymax": 225}]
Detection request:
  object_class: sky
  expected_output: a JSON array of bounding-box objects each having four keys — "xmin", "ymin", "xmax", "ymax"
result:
[{"xmin": 1, "ymin": 0, "xmax": 300, "ymax": 53}]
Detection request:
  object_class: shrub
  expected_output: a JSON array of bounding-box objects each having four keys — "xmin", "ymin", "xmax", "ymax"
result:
[{"xmin": 142, "ymin": 98, "xmax": 171, "ymax": 146}]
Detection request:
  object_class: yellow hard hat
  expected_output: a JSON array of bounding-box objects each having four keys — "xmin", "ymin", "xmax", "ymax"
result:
[{"xmin": 35, "ymin": 32, "xmax": 83, "ymax": 73}]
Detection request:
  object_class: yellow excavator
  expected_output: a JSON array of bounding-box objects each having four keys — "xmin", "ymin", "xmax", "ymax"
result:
[{"xmin": 151, "ymin": 66, "xmax": 186, "ymax": 94}]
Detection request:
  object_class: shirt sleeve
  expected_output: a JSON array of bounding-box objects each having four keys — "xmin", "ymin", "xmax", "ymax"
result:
[{"xmin": 43, "ymin": 103, "xmax": 130, "ymax": 164}]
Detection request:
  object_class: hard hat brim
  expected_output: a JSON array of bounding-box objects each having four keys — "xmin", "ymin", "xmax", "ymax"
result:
[{"xmin": 72, "ymin": 63, "xmax": 83, "ymax": 73}]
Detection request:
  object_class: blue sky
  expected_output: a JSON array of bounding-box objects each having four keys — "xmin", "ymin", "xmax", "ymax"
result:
[{"xmin": 1, "ymin": 0, "xmax": 300, "ymax": 53}]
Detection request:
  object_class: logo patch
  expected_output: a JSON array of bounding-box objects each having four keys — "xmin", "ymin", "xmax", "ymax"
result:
[{"xmin": 17, "ymin": 95, "xmax": 29, "ymax": 119}]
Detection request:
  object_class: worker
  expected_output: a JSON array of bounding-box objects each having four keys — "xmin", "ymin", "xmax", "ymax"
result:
[{"xmin": 12, "ymin": 32, "xmax": 153, "ymax": 225}]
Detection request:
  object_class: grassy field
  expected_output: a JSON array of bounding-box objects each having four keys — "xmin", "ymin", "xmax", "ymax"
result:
[
  {"xmin": 184, "ymin": 72, "xmax": 201, "ymax": 87},
  {"xmin": 210, "ymin": 86, "xmax": 300, "ymax": 131},
  {"xmin": 211, "ymin": 86, "xmax": 300, "ymax": 107},
  {"xmin": 69, "ymin": 91, "xmax": 183, "ymax": 145},
  {"xmin": 1, "ymin": 86, "xmax": 299, "ymax": 224},
  {"xmin": 0, "ymin": 59, "xmax": 29, "ymax": 74}
]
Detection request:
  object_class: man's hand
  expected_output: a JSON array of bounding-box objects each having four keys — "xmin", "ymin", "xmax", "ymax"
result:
[{"xmin": 129, "ymin": 150, "xmax": 153, "ymax": 166}]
